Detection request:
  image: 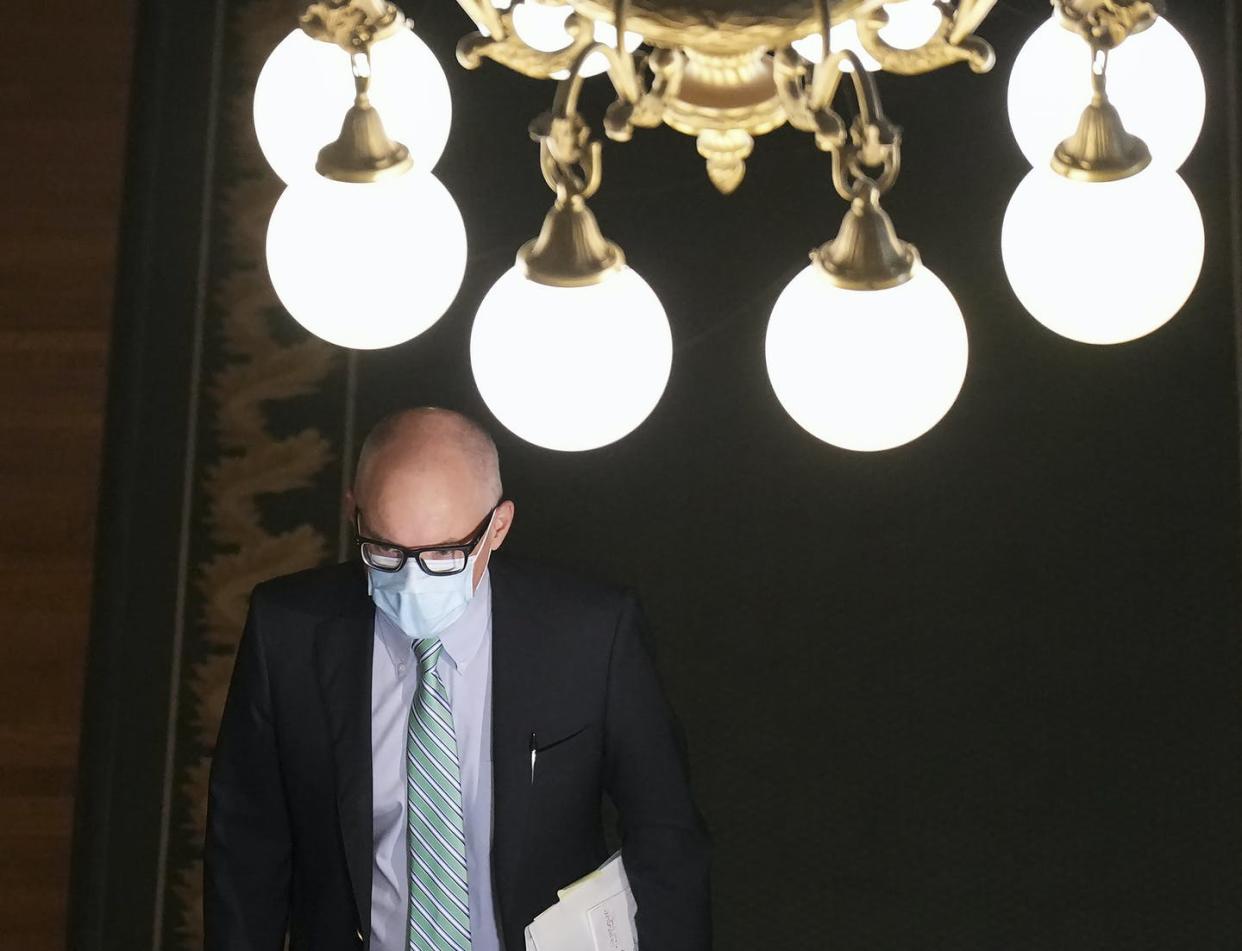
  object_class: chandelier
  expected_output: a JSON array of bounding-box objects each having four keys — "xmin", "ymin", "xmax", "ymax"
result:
[{"xmin": 254, "ymin": 0, "xmax": 1205, "ymax": 452}]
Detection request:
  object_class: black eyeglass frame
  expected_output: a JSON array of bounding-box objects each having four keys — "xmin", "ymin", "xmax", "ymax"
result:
[{"xmin": 354, "ymin": 504, "xmax": 500, "ymax": 576}]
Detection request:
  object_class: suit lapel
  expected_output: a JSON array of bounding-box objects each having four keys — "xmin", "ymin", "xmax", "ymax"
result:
[
  {"xmin": 489, "ymin": 555, "xmax": 552, "ymax": 939},
  {"xmin": 313, "ymin": 562, "xmax": 375, "ymax": 932}
]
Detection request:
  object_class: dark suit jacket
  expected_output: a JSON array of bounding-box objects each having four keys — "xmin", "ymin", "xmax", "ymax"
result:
[{"xmin": 204, "ymin": 552, "xmax": 712, "ymax": 950}]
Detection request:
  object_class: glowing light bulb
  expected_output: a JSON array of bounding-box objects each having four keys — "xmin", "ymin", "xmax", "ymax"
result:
[
  {"xmin": 766, "ymin": 263, "xmax": 968, "ymax": 451},
  {"xmin": 1001, "ymin": 167, "xmax": 1203, "ymax": 345},
  {"xmin": 471, "ymin": 266, "xmax": 672, "ymax": 451},
  {"xmin": 792, "ymin": 0, "xmax": 943, "ymax": 69},
  {"xmin": 510, "ymin": 2, "xmax": 578, "ymax": 51},
  {"xmin": 254, "ymin": 27, "xmax": 452, "ymax": 184},
  {"xmin": 265, "ymin": 171, "xmax": 467, "ymax": 349},
  {"xmin": 1008, "ymin": 16, "xmax": 1204, "ymax": 172},
  {"xmin": 879, "ymin": 0, "xmax": 944, "ymax": 49}
]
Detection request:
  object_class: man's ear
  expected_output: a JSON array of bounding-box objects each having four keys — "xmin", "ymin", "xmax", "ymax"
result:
[{"xmin": 491, "ymin": 500, "xmax": 516, "ymax": 551}]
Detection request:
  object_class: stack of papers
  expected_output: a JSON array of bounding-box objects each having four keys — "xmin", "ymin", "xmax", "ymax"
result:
[{"xmin": 524, "ymin": 850, "xmax": 638, "ymax": 951}]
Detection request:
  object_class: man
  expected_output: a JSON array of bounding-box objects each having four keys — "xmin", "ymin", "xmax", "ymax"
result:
[{"xmin": 205, "ymin": 407, "xmax": 712, "ymax": 950}]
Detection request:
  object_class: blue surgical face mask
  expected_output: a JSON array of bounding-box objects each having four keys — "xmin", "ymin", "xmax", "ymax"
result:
[{"xmin": 366, "ymin": 511, "xmax": 496, "ymax": 640}]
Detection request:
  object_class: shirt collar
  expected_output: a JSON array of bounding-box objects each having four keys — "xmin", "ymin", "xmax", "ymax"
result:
[{"xmin": 375, "ymin": 568, "xmax": 492, "ymax": 674}]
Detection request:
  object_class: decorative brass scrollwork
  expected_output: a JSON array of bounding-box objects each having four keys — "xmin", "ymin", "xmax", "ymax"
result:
[
  {"xmin": 300, "ymin": 0, "xmax": 405, "ymax": 51},
  {"xmin": 854, "ymin": 0, "xmax": 997, "ymax": 76},
  {"xmin": 452, "ymin": 0, "xmax": 1002, "ymax": 192},
  {"xmin": 1054, "ymin": 0, "xmax": 1164, "ymax": 50}
]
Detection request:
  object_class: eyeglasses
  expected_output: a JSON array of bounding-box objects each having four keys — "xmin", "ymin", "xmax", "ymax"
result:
[{"xmin": 354, "ymin": 505, "xmax": 499, "ymax": 576}]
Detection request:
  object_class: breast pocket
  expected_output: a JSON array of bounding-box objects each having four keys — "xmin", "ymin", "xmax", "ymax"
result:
[
  {"xmin": 528, "ymin": 720, "xmax": 602, "ymax": 850},
  {"xmin": 529, "ymin": 721, "xmax": 597, "ymax": 786},
  {"xmin": 533, "ymin": 722, "xmax": 590, "ymax": 756}
]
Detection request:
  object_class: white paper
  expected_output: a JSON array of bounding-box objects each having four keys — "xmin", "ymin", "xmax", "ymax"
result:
[
  {"xmin": 524, "ymin": 851, "xmax": 638, "ymax": 951},
  {"xmin": 586, "ymin": 888, "xmax": 638, "ymax": 951}
]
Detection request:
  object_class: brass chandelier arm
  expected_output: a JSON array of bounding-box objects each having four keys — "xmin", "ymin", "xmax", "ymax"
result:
[
  {"xmin": 457, "ymin": 3, "xmax": 599, "ymax": 78},
  {"xmin": 529, "ymin": 7, "xmax": 652, "ymax": 196},
  {"xmin": 550, "ymin": 39, "xmax": 643, "ymax": 121},
  {"xmin": 545, "ymin": 35, "xmax": 686, "ymax": 144},
  {"xmin": 828, "ymin": 126, "xmax": 901, "ymax": 201},
  {"xmin": 776, "ymin": 1, "xmax": 902, "ymax": 197},
  {"xmin": 853, "ymin": 0, "xmax": 997, "ymax": 76},
  {"xmin": 605, "ymin": 47, "xmax": 684, "ymax": 140},
  {"xmin": 782, "ymin": 0, "xmax": 896, "ymax": 153},
  {"xmin": 949, "ymin": 0, "xmax": 1000, "ymax": 45},
  {"xmin": 455, "ymin": 0, "xmax": 684, "ymax": 135},
  {"xmin": 532, "ymin": 85, "xmax": 604, "ymax": 203},
  {"xmin": 455, "ymin": 0, "xmax": 506, "ymax": 41},
  {"xmin": 774, "ymin": 0, "xmax": 917, "ymax": 290},
  {"xmin": 516, "ymin": 14, "xmax": 641, "ymax": 287},
  {"xmin": 809, "ymin": 49, "xmax": 887, "ymax": 134},
  {"xmin": 813, "ymin": 51, "xmax": 902, "ymax": 201}
]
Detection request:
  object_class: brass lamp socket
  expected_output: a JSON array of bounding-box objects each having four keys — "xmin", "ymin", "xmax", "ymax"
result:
[
  {"xmin": 1051, "ymin": 94, "xmax": 1152, "ymax": 182},
  {"xmin": 518, "ymin": 196, "xmax": 626, "ymax": 288},
  {"xmin": 1053, "ymin": 0, "xmax": 1163, "ymax": 51},
  {"xmin": 811, "ymin": 195, "xmax": 919, "ymax": 291},
  {"xmin": 316, "ymin": 93, "xmax": 414, "ymax": 183},
  {"xmin": 300, "ymin": 0, "xmax": 406, "ymax": 52}
]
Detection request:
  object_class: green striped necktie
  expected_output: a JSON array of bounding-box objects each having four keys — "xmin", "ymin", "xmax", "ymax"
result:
[{"xmin": 405, "ymin": 637, "xmax": 471, "ymax": 950}]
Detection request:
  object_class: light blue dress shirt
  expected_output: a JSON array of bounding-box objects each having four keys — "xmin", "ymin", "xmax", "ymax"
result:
[{"xmin": 369, "ymin": 569, "xmax": 501, "ymax": 951}]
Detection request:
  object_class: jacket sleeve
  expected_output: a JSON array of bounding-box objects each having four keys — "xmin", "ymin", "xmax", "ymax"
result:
[
  {"xmin": 602, "ymin": 590, "xmax": 713, "ymax": 951},
  {"xmin": 204, "ymin": 588, "xmax": 292, "ymax": 950}
]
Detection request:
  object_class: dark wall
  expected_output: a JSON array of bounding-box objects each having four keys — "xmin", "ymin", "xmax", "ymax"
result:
[
  {"xmin": 0, "ymin": 2, "xmax": 134, "ymax": 949},
  {"xmin": 73, "ymin": 1, "xmax": 1242, "ymax": 949}
]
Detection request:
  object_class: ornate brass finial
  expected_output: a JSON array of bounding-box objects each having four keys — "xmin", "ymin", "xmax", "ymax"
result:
[
  {"xmin": 1053, "ymin": 0, "xmax": 1164, "ymax": 50},
  {"xmin": 300, "ymin": 0, "xmax": 405, "ymax": 52}
]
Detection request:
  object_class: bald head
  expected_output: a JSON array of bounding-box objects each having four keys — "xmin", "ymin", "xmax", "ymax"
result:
[
  {"xmin": 356, "ymin": 408, "xmax": 500, "ymax": 505},
  {"xmin": 351, "ymin": 408, "xmax": 505, "ymax": 554}
]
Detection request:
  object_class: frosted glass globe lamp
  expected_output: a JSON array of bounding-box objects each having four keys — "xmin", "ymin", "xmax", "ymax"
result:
[
  {"xmin": 266, "ymin": 170, "xmax": 468, "ymax": 349},
  {"xmin": 471, "ymin": 197, "xmax": 672, "ymax": 452},
  {"xmin": 1002, "ymin": 167, "xmax": 1203, "ymax": 345},
  {"xmin": 766, "ymin": 192, "xmax": 968, "ymax": 452},
  {"xmin": 1008, "ymin": 14, "xmax": 1204, "ymax": 172},
  {"xmin": 259, "ymin": 3, "xmax": 468, "ymax": 349},
  {"xmin": 254, "ymin": 20, "xmax": 452, "ymax": 184},
  {"xmin": 1003, "ymin": 2, "xmax": 1205, "ymax": 346}
]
